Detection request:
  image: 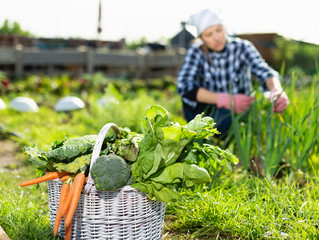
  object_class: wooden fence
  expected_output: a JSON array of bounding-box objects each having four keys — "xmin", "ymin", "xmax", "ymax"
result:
[{"xmin": 0, "ymin": 47, "xmax": 186, "ymax": 79}]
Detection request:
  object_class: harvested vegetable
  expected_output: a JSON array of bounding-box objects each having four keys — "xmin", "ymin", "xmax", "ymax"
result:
[
  {"xmin": 62, "ymin": 178, "xmax": 76, "ymax": 217},
  {"xmin": 24, "ymin": 135, "xmax": 97, "ymax": 172},
  {"xmin": 64, "ymin": 224, "xmax": 72, "ymax": 240},
  {"xmin": 130, "ymin": 105, "xmax": 239, "ymax": 202},
  {"xmin": 90, "ymin": 154, "xmax": 132, "ymax": 191},
  {"xmin": 45, "ymin": 135, "xmax": 96, "ymax": 162},
  {"xmin": 54, "ymin": 155, "xmax": 91, "ymax": 173},
  {"xmin": 59, "ymin": 175, "xmax": 71, "ymax": 182},
  {"xmin": 19, "ymin": 171, "xmax": 69, "ymax": 187},
  {"xmin": 111, "ymin": 127, "xmax": 142, "ymax": 162},
  {"xmin": 54, "ymin": 182, "xmax": 70, "ymax": 237},
  {"xmin": 64, "ymin": 172, "xmax": 85, "ymax": 229}
]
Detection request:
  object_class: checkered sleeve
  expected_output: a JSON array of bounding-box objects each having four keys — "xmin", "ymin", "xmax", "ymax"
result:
[
  {"xmin": 177, "ymin": 47, "xmax": 202, "ymax": 99},
  {"xmin": 241, "ymin": 40, "xmax": 280, "ymax": 90}
]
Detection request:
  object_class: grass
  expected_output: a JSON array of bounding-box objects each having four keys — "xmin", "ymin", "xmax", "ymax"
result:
[
  {"xmin": 164, "ymin": 173, "xmax": 319, "ymax": 239},
  {"xmin": 227, "ymin": 74, "xmax": 319, "ymax": 180},
  {"xmin": 0, "ymin": 87, "xmax": 184, "ymax": 150},
  {"xmin": 0, "ymin": 166, "xmax": 56, "ymax": 240},
  {"xmin": 0, "ymin": 74, "xmax": 318, "ymax": 239},
  {"xmin": 2, "ymin": 165, "xmax": 319, "ymax": 239}
]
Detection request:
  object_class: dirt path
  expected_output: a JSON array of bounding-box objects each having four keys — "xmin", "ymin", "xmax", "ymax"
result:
[
  {"xmin": 0, "ymin": 225, "xmax": 10, "ymax": 240},
  {"xmin": 0, "ymin": 140, "xmax": 24, "ymax": 167}
]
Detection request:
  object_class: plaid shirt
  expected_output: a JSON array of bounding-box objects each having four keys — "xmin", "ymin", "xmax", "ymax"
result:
[{"xmin": 177, "ymin": 36, "xmax": 279, "ymax": 108}]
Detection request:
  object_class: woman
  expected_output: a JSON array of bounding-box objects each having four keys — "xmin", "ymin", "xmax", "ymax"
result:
[{"xmin": 177, "ymin": 8, "xmax": 289, "ymax": 136}]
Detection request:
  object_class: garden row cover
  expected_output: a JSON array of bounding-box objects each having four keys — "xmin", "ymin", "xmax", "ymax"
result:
[
  {"xmin": 0, "ymin": 98, "xmax": 5, "ymax": 110},
  {"xmin": 2, "ymin": 95, "xmax": 120, "ymax": 112},
  {"xmin": 2, "ymin": 96, "xmax": 86, "ymax": 112}
]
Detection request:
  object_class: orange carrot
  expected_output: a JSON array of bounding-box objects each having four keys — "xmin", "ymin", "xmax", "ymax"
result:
[
  {"xmin": 63, "ymin": 193, "xmax": 72, "ymax": 240},
  {"xmin": 59, "ymin": 175, "xmax": 71, "ymax": 182},
  {"xmin": 19, "ymin": 171, "xmax": 69, "ymax": 187},
  {"xmin": 60, "ymin": 175, "xmax": 87, "ymax": 183},
  {"xmin": 64, "ymin": 172, "xmax": 85, "ymax": 228},
  {"xmin": 53, "ymin": 182, "xmax": 70, "ymax": 237},
  {"xmin": 64, "ymin": 223, "xmax": 72, "ymax": 240},
  {"xmin": 62, "ymin": 180, "xmax": 76, "ymax": 217}
]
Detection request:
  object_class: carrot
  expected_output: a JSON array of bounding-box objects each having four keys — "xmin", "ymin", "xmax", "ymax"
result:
[
  {"xmin": 59, "ymin": 175, "xmax": 71, "ymax": 182},
  {"xmin": 60, "ymin": 175, "xmax": 87, "ymax": 183},
  {"xmin": 63, "ymin": 191, "xmax": 72, "ymax": 240},
  {"xmin": 64, "ymin": 172, "xmax": 85, "ymax": 229},
  {"xmin": 53, "ymin": 182, "xmax": 70, "ymax": 237},
  {"xmin": 61, "ymin": 173, "xmax": 85, "ymax": 217},
  {"xmin": 62, "ymin": 180, "xmax": 76, "ymax": 217},
  {"xmin": 64, "ymin": 222, "xmax": 72, "ymax": 240},
  {"xmin": 19, "ymin": 171, "xmax": 69, "ymax": 187}
]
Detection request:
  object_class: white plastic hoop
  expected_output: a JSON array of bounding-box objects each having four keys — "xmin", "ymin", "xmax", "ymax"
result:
[{"xmin": 85, "ymin": 123, "xmax": 120, "ymax": 193}]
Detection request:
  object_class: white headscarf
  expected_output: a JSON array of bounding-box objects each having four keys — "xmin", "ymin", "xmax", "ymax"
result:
[{"xmin": 188, "ymin": 8, "xmax": 223, "ymax": 36}]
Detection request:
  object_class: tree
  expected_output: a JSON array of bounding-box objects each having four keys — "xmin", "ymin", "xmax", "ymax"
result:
[
  {"xmin": 0, "ymin": 19, "xmax": 32, "ymax": 36},
  {"xmin": 125, "ymin": 37, "xmax": 147, "ymax": 50},
  {"xmin": 272, "ymin": 37, "xmax": 319, "ymax": 76}
]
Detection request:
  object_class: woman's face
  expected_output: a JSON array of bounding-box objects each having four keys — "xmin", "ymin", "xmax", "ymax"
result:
[{"xmin": 200, "ymin": 24, "xmax": 227, "ymax": 52}]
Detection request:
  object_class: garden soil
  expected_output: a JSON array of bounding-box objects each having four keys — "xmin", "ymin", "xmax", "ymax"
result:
[
  {"xmin": 0, "ymin": 140, "xmax": 23, "ymax": 168},
  {"xmin": 0, "ymin": 225, "xmax": 10, "ymax": 240}
]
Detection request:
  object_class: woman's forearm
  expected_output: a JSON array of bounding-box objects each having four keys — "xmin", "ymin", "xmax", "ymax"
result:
[
  {"xmin": 196, "ymin": 87, "xmax": 219, "ymax": 104},
  {"xmin": 266, "ymin": 77, "xmax": 283, "ymax": 91}
]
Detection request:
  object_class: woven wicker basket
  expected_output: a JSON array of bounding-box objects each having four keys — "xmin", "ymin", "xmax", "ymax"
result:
[{"xmin": 48, "ymin": 123, "xmax": 166, "ymax": 240}]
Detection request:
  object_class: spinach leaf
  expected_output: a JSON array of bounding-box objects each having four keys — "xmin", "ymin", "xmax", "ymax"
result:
[
  {"xmin": 131, "ymin": 182, "xmax": 178, "ymax": 202},
  {"xmin": 150, "ymin": 162, "xmax": 211, "ymax": 186}
]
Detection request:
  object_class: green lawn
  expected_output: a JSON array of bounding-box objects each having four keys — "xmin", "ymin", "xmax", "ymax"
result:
[{"xmin": 1, "ymin": 164, "xmax": 319, "ymax": 239}]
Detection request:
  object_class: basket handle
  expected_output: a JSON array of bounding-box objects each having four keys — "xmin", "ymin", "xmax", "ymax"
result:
[{"xmin": 85, "ymin": 123, "xmax": 120, "ymax": 193}]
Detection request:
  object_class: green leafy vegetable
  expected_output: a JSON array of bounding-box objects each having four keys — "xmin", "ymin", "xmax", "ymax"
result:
[
  {"xmin": 130, "ymin": 105, "xmax": 239, "ymax": 202},
  {"xmin": 132, "ymin": 181, "xmax": 178, "ymax": 202},
  {"xmin": 45, "ymin": 135, "xmax": 97, "ymax": 162},
  {"xmin": 111, "ymin": 127, "xmax": 142, "ymax": 162},
  {"xmin": 54, "ymin": 155, "xmax": 91, "ymax": 173},
  {"xmin": 23, "ymin": 104, "xmax": 238, "ymax": 204},
  {"xmin": 24, "ymin": 145, "xmax": 51, "ymax": 171},
  {"xmin": 50, "ymin": 135, "xmax": 69, "ymax": 150},
  {"xmin": 151, "ymin": 162, "xmax": 211, "ymax": 185},
  {"xmin": 24, "ymin": 135, "xmax": 97, "ymax": 172}
]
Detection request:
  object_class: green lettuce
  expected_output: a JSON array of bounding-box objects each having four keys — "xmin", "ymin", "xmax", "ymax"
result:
[
  {"xmin": 130, "ymin": 105, "xmax": 239, "ymax": 202},
  {"xmin": 111, "ymin": 127, "xmax": 143, "ymax": 162}
]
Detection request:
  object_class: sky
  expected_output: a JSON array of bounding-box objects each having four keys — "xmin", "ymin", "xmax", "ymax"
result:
[{"xmin": 0, "ymin": 0, "xmax": 319, "ymax": 44}]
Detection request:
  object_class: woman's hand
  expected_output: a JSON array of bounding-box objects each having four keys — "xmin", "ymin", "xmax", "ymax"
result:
[
  {"xmin": 217, "ymin": 93, "xmax": 255, "ymax": 113},
  {"xmin": 269, "ymin": 88, "xmax": 289, "ymax": 113}
]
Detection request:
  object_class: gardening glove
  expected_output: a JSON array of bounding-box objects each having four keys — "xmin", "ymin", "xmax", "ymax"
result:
[
  {"xmin": 217, "ymin": 93, "xmax": 255, "ymax": 114},
  {"xmin": 269, "ymin": 88, "xmax": 289, "ymax": 113}
]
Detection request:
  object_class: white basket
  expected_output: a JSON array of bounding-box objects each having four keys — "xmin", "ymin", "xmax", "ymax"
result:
[{"xmin": 47, "ymin": 123, "xmax": 166, "ymax": 240}]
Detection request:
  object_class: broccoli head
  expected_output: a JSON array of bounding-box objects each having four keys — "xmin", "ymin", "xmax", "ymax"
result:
[{"xmin": 90, "ymin": 154, "xmax": 132, "ymax": 191}]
